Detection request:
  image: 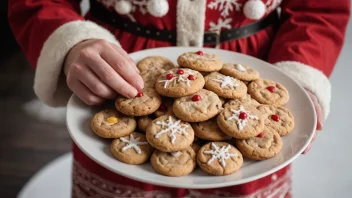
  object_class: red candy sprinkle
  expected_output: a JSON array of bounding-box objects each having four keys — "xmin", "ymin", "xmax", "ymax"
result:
[
  {"xmin": 196, "ymin": 51, "xmax": 204, "ymax": 56},
  {"xmin": 192, "ymin": 95, "xmax": 201, "ymax": 102},
  {"xmin": 177, "ymin": 69, "xmax": 184, "ymax": 75},
  {"xmin": 239, "ymin": 112, "xmax": 248, "ymax": 119},
  {"xmin": 159, "ymin": 104, "xmax": 167, "ymax": 112},
  {"xmin": 271, "ymin": 114, "xmax": 280, "ymax": 122},
  {"xmin": 136, "ymin": 92, "xmax": 144, "ymax": 97},
  {"xmin": 267, "ymin": 86, "xmax": 276, "ymax": 92},
  {"xmin": 166, "ymin": 73, "xmax": 174, "ymax": 80},
  {"xmin": 257, "ymin": 132, "xmax": 264, "ymax": 138},
  {"xmin": 188, "ymin": 75, "xmax": 195, "ymax": 80}
]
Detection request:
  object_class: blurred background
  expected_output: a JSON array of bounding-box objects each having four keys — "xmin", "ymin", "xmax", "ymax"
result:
[{"xmin": 1, "ymin": 1, "xmax": 351, "ymax": 198}]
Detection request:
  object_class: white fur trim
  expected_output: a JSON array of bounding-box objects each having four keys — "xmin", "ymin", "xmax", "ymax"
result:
[
  {"xmin": 34, "ymin": 20, "xmax": 120, "ymax": 107},
  {"xmin": 275, "ymin": 61, "xmax": 331, "ymax": 120},
  {"xmin": 176, "ymin": 0, "xmax": 207, "ymax": 47}
]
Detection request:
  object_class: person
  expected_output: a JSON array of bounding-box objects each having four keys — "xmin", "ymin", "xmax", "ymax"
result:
[{"xmin": 8, "ymin": 0, "xmax": 350, "ymax": 197}]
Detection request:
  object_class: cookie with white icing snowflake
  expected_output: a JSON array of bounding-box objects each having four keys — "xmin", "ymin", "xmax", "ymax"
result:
[
  {"xmin": 110, "ymin": 132, "xmax": 154, "ymax": 164},
  {"xmin": 235, "ymin": 127, "xmax": 283, "ymax": 160},
  {"xmin": 155, "ymin": 68, "xmax": 205, "ymax": 97},
  {"xmin": 220, "ymin": 63, "xmax": 260, "ymax": 81},
  {"xmin": 173, "ymin": 89, "xmax": 223, "ymax": 122},
  {"xmin": 204, "ymin": 72, "xmax": 247, "ymax": 99},
  {"xmin": 146, "ymin": 115, "xmax": 194, "ymax": 152},
  {"xmin": 248, "ymin": 79, "xmax": 289, "ymax": 105},
  {"xmin": 150, "ymin": 147, "xmax": 196, "ymax": 177},
  {"xmin": 197, "ymin": 142, "xmax": 243, "ymax": 176},
  {"xmin": 91, "ymin": 109, "xmax": 136, "ymax": 138},
  {"xmin": 115, "ymin": 88, "xmax": 162, "ymax": 116},
  {"xmin": 217, "ymin": 104, "xmax": 264, "ymax": 139},
  {"xmin": 177, "ymin": 51, "xmax": 223, "ymax": 72},
  {"xmin": 137, "ymin": 56, "xmax": 176, "ymax": 73}
]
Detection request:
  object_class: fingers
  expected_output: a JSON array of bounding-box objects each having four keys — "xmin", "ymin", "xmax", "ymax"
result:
[
  {"xmin": 66, "ymin": 75, "xmax": 105, "ymax": 106},
  {"xmin": 70, "ymin": 63, "xmax": 117, "ymax": 99},
  {"xmin": 302, "ymin": 130, "xmax": 319, "ymax": 155},
  {"xmin": 306, "ymin": 90, "xmax": 324, "ymax": 131},
  {"xmin": 110, "ymin": 44, "xmax": 140, "ymax": 74},
  {"xmin": 82, "ymin": 53, "xmax": 138, "ymax": 98},
  {"xmin": 302, "ymin": 143, "xmax": 312, "ymax": 155},
  {"xmin": 101, "ymin": 45, "xmax": 144, "ymax": 91}
]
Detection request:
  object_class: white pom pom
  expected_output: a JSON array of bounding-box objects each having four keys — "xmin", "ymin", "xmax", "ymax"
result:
[
  {"xmin": 114, "ymin": 0, "xmax": 132, "ymax": 15},
  {"xmin": 243, "ymin": 0, "xmax": 266, "ymax": 20},
  {"xmin": 147, "ymin": 0, "xmax": 169, "ymax": 17}
]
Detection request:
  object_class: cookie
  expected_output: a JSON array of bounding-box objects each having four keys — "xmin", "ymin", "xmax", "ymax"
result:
[
  {"xmin": 192, "ymin": 118, "xmax": 229, "ymax": 141},
  {"xmin": 154, "ymin": 99, "xmax": 174, "ymax": 117},
  {"xmin": 257, "ymin": 105, "xmax": 295, "ymax": 136},
  {"xmin": 155, "ymin": 68, "xmax": 205, "ymax": 97},
  {"xmin": 146, "ymin": 115, "xmax": 194, "ymax": 152},
  {"xmin": 224, "ymin": 94, "xmax": 260, "ymax": 108},
  {"xmin": 204, "ymin": 72, "xmax": 247, "ymax": 99},
  {"xmin": 150, "ymin": 147, "xmax": 196, "ymax": 177},
  {"xmin": 248, "ymin": 79, "xmax": 289, "ymax": 105},
  {"xmin": 197, "ymin": 142, "xmax": 243, "ymax": 176},
  {"xmin": 141, "ymin": 69, "xmax": 165, "ymax": 88},
  {"xmin": 137, "ymin": 56, "xmax": 175, "ymax": 73},
  {"xmin": 177, "ymin": 51, "xmax": 222, "ymax": 72},
  {"xmin": 91, "ymin": 109, "xmax": 136, "ymax": 138},
  {"xmin": 235, "ymin": 127, "xmax": 283, "ymax": 160},
  {"xmin": 173, "ymin": 89, "xmax": 222, "ymax": 122},
  {"xmin": 137, "ymin": 116, "xmax": 154, "ymax": 133},
  {"xmin": 110, "ymin": 132, "xmax": 154, "ymax": 164},
  {"xmin": 115, "ymin": 88, "xmax": 162, "ymax": 116},
  {"xmin": 217, "ymin": 104, "xmax": 264, "ymax": 139},
  {"xmin": 220, "ymin": 63, "xmax": 260, "ymax": 81}
]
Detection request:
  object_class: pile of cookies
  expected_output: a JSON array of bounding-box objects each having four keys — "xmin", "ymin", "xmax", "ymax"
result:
[{"xmin": 90, "ymin": 51, "xmax": 294, "ymax": 177}]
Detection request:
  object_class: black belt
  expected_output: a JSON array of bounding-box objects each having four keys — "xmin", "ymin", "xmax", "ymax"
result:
[{"xmin": 90, "ymin": 0, "xmax": 279, "ymax": 45}]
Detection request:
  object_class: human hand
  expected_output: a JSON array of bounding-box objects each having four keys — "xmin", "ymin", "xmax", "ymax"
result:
[
  {"xmin": 302, "ymin": 90, "xmax": 324, "ymax": 154},
  {"xmin": 64, "ymin": 39, "xmax": 143, "ymax": 105}
]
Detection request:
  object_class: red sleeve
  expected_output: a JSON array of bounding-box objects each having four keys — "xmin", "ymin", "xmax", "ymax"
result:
[
  {"xmin": 267, "ymin": 0, "xmax": 350, "ymax": 77},
  {"xmin": 8, "ymin": 0, "xmax": 84, "ymax": 68}
]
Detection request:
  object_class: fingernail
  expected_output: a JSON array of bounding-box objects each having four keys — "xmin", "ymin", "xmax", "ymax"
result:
[
  {"xmin": 136, "ymin": 78, "xmax": 144, "ymax": 91},
  {"xmin": 128, "ymin": 89, "xmax": 138, "ymax": 98}
]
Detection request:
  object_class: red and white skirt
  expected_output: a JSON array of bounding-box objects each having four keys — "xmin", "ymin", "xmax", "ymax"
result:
[{"xmin": 71, "ymin": 144, "xmax": 292, "ymax": 198}]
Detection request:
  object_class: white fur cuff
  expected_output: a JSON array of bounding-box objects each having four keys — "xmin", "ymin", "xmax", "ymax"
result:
[
  {"xmin": 275, "ymin": 61, "xmax": 331, "ymax": 120},
  {"xmin": 34, "ymin": 20, "xmax": 119, "ymax": 107}
]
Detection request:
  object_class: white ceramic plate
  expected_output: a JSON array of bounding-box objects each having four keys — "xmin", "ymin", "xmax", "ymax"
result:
[{"xmin": 67, "ymin": 47, "xmax": 316, "ymax": 189}]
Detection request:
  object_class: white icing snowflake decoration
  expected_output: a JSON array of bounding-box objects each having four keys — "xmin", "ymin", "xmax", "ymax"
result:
[
  {"xmin": 208, "ymin": 0, "xmax": 242, "ymax": 17},
  {"xmin": 236, "ymin": 64, "xmax": 247, "ymax": 72},
  {"xmin": 203, "ymin": 143, "xmax": 238, "ymax": 168},
  {"xmin": 209, "ymin": 18, "xmax": 232, "ymax": 31},
  {"xmin": 155, "ymin": 116, "xmax": 189, "ymax": 144},
  {"xmin": 120, "ymin": 134, "xmax": 148, "ymax": 154},
  {"xmin": 159, "ymin": 70, "xmax": 196, "ymax": 88},
  {"xmin": 212, "ymin": 75, "xmax": 239, "ymax": 88},
  {"xmin": 227, "ymin": 105, "xmax": 259, "ymax": 130}
]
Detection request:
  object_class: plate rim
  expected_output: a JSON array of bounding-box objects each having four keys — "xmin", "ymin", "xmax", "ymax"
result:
[{"xmin": 66, "ymin": 46, "xmax": 317, "ymax": 189}]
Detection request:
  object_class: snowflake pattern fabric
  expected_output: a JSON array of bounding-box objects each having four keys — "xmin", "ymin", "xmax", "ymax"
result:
[
  {"xmin": 227, "ymin": 105, "xmax": 259, "ymax": 130},
  {"xmin": 203, "ymin": 143, "xmax": 238, "ymax": 168},
  {"xmin": 155, "ymin": 116, "xmax": 189, "ymax": 144},
  {"xmin": 208, "ymin": 0, "xmax": 242, "ymax": 17}
]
